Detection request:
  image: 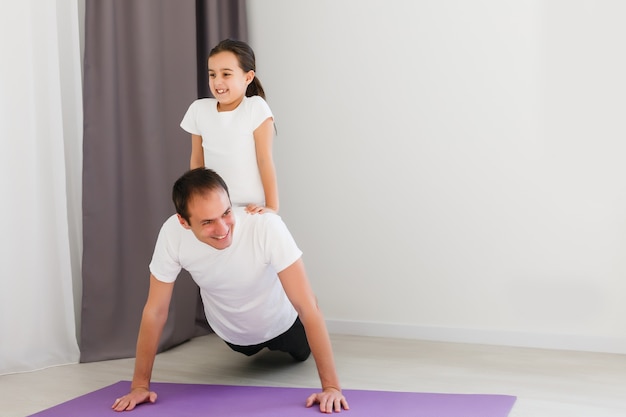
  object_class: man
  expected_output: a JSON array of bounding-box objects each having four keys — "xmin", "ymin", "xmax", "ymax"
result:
[{"xmin": 112, "ymin": 168, "xmax": 349, "ymax": 414}]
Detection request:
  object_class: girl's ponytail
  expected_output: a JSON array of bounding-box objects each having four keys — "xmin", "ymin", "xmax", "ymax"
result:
[{"xmin": 247, "ymin": 77, "xmax": 265, "ymax": 99}]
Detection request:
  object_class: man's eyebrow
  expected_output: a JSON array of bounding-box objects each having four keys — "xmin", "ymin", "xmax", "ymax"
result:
[{"xmin": 200, "ymin": 207, "xmax": 231, "ymax": 222}]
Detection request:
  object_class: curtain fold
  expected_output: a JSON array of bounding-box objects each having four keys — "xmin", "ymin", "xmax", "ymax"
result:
[
  {"xmin": 195, "ymin": 0, "xmax": 248, "ymax": 98},
  {"xmin": 80, "ymin": 0, "xmax": 248, "ymax": 362},
  {"xmin": 0, "ymin": 0, "xmax": 82, "ymax": 374}
]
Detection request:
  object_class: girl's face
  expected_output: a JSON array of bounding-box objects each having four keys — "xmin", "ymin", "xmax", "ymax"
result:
[{"xmin": 208, "ymin": 51, "xmax": 254, "ymax": 112}]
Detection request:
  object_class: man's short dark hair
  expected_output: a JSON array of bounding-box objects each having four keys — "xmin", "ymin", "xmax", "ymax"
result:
[{"xmin": 172, "ymin": 168, "xmax": 230, "ymax": 222}]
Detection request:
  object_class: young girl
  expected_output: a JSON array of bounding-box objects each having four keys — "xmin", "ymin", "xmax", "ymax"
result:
[{"xmin": 180, "ymin": 39, "xmax": 278, "ymax": 214}]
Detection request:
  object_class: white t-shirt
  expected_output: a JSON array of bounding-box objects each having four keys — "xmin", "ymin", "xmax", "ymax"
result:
[
  {"xmin": 149, "ymin": 208, "xmax": 302, "ymax": 345},
  {"xmin": 180, "ymin": 96, "xmax": 274, "ymax": 207}
]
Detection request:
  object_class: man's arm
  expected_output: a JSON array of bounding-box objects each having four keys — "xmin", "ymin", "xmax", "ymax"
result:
[
  {"xmin": 278, "ymin": 259, "xmax": 349, "ymax": 414},
  {"xmin": 112, "ymin": 274, "xmax": 174, "ymax": 412}
]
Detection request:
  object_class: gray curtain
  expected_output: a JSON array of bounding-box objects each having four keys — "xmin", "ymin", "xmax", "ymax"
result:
[{"xmin": 80, "ymin": 0, "xmax": 248, "ymax": 363}]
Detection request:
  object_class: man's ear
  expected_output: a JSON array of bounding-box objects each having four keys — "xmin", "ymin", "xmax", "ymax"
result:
[{"xmin": 177, "ymin": 214, "xmax": 191, "ymax": 229}]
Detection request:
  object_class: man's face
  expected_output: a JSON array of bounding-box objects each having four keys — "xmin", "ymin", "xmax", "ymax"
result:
[{"xmin": 177, "ymin": 188, "xmax": 235, "ymax": 250}]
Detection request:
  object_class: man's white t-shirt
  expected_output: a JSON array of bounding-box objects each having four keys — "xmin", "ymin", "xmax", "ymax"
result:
[{"xmin": 149, "ymin": 208, "xmax": 302, "ymax": 346}]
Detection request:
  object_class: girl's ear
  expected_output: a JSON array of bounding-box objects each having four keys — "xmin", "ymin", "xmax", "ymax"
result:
[
  {"xmin": 177, "ymin": 214, "xmax": 191, "ymax": 229},
  {"xmin": 245, "ymin": 70, "xmax": 255, "ymax": 85}
]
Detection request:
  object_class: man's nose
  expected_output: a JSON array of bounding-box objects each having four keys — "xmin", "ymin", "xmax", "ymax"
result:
[{"xmin": 214, "ymin": 218, "xmax": 228, "ymax": 234}]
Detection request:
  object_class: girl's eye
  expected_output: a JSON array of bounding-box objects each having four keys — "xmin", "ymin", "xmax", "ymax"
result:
[{"xmin": 208, "ymin": 74, "xmax": 215, "ymax": 78}]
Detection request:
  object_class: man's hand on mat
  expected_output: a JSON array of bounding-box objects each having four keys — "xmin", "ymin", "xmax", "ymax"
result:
[
  {"xmin": 306, "ymin": 388, "xmax": 349, "ymax": 413},
  {"xmin": 111, "ymin": 387, "xmax": 157, "ymax": 412}
]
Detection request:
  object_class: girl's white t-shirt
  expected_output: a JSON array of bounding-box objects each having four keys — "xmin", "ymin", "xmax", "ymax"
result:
[{"xmin": 180, "ymin": 96, "xmax": 273, "ymax": 207}]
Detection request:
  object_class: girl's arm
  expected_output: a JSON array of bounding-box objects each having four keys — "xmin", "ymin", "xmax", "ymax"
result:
[
  {"xmin": 253, "ymin": 117, "xmax": 279, "ymax": 213},
  {"xmin": 190, "ymin": 134, "xmax": 204, "ymax": 169}
]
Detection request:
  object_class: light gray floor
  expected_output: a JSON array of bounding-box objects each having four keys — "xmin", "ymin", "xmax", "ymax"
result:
[{"xmin": 2, "ymin": 333, "xmax": 625, "ymax": 417}]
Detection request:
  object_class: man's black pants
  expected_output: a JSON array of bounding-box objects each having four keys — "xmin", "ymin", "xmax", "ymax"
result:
[{"xmin": 225, "ymin": 317, "xmax": 311, "ymax": 362}]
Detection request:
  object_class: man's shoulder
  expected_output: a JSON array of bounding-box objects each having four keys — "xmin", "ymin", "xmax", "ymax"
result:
[
  {"xmin": 160, "ymin": 214, "xmax": 187, "ymax": 236},
  {"xmin": 163, "ymin": 213, "xmax": 180, "ymax": 226},
  {"xmin": 236, "ymin": 210, "xmax": 286, "ymax": 233}
]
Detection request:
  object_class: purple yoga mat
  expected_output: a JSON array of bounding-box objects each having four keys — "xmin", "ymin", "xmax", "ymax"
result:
[{"xmin": 28, "ymin": 381, "xmax": 516, "ymax": 416}]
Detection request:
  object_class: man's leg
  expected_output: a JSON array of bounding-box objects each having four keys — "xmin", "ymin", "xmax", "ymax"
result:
[
  {"xmin": 224, "ymin": 317, "xmax": 311, "ymax": 361},
  {"xmin": 266, "ymin": 317, "xmax": 311, "ymax": 362},
  {"xmin": 224, "ymin": 341, "xmax": 264, "ymax": 356}
]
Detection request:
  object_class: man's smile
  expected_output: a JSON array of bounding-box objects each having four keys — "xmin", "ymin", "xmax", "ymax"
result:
[{"xmin": 212, "ymin": 229, "xmax": 230, "ymax": 240}]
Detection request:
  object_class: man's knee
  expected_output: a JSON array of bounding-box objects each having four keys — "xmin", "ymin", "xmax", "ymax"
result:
[{"xmin": 290, "ymin": 346, "xmax": 311, "ymax": 362}]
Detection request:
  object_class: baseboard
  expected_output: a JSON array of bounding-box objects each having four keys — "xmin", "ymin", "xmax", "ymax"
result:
[{"xmin": 326, "ymin": 319, "xmax": 626, "ymax": 355}]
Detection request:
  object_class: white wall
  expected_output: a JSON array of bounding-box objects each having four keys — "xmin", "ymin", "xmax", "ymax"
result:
[{"xmin": 247, "ymin": 0, "xmax": 626, "ymax": 354}]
